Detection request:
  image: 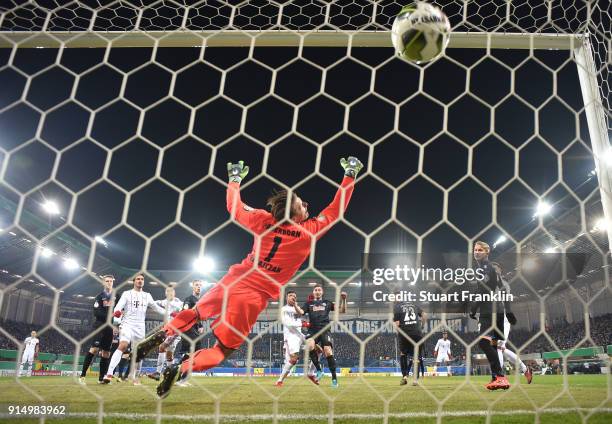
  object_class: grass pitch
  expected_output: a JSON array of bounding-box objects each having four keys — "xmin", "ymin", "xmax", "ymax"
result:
[{"xmin": 0, "ymin": 374, "xmax": 610, "ymax": 423}]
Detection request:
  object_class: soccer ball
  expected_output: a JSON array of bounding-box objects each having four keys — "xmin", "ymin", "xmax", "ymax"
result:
[{"xmin": 391, "ymin": 2, "xmax": 451, "ymax": 64}]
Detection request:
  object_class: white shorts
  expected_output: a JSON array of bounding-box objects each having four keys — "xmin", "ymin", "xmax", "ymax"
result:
[
  {"xmin": 284, "ymin": 334, "xmax": 304, "ymax": 362},
  {"xmin": 436, "ymin": 354, "xmax": 450, "ymax": 363},
  {"xmin": 21, "ymin": 350, "xmax": 35, "ymax": 363},
  {"xmin": 119, "ymin": 324, "xmax": 145, "ymax": 344}
]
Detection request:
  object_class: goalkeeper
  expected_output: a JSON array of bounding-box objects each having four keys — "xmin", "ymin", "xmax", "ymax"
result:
[{"xmin": 138, "ymin": 156, "xmax": 363, "ymax": 398}]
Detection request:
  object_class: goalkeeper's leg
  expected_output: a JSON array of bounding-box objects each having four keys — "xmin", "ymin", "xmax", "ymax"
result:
[
  {"xmin": 184, "ymin": 284, "xmax": 266, "ymax": 375},
  {"xmin": 138, "ymin": 286, "xmax": 224, "ymax": 361},
  {"xmin": 158, "ymin": 342, "xmax": 233, "ymax": 398},
  {"xmin": 181, "ymin": 343, "xmax": 233, "ymax": 374}
]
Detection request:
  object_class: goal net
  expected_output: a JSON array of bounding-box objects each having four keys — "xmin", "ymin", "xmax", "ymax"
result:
[{"xmin": 0, "ymin": 1, "xmax": 610, "ymax": 422}]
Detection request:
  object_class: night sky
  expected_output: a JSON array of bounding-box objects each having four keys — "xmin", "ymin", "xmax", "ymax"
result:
[{"xmin": 0, "ymin": 43, "xmax": 604, "ymax": 287}]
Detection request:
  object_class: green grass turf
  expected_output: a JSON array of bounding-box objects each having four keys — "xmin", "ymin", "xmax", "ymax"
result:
[{"xmin": 0, "ymin": 374, "xmax": 609, "ymax": 423}]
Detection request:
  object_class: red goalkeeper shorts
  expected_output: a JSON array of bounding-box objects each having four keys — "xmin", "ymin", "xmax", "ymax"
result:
[{"xmin": 195, "ymin": 283, "xmax": 269, "ymax": 350}]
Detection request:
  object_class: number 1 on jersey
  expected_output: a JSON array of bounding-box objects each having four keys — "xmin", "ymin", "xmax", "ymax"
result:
[{"xmin": 264, "ymin": 236, "xmax": 282, "ymax": 262}]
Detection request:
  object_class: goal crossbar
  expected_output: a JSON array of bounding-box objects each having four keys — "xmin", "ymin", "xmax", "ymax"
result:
[{"xmin": 0, "ymin": 30, "xmax": 583, "ymax": 50}]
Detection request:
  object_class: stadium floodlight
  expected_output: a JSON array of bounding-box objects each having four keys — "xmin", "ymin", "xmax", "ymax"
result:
[
  {"xmin": 534, "ymin": 201, "xmax": 552, "ymax": 217},
  {"xmin": 544, "ymin": 246, "xmax": 557, "ymax": 253},
  {"xmin": 193, "ymin": 256, "xmax": 215, "ymax": 273},
  {"xmin": 493, "ymin": 235, "xmax": 507, "ymax": 248},
  {"xmin": 521, "ymin": 257, "xmax": 538, "ymax": 271},
  {"xmin": 40, "ymin": 247, "xmax": 54, "ymax": 258},
  {"xmin": 94, "ymin": 236, "xmax": 108, "ymax": 247},
  {"xmin": 42, "ymin": 200, "xmax": 60, "ymax": 215},
  {"xmin": 593, "ymin": 217, "xmax": 609, "ymax": 232},
  {"xmin": 63, "ymin": 258, "xmax": 79, "ymax": 270}
]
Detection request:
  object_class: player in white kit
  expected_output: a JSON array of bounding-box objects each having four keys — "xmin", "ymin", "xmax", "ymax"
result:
[
  {"xmin": 491, "ymin": 263, "xmax": 533, "ymax": 384},
  {"xmin": 102, "ymin": 274, "xmax": 166, "ymax": 384},
  {"xmin": 433, "ymin": 331, "xmax": 453, "ymax": 376},
  {"xmin": 19, "ymin": 331, "xmax": 40, "ymax": 377},
  {"xmin": 148, "ymin": 286, "xmax": 183, "ymax": 381},
  {"xmin": 275, "ymin": 291, "xmax": 306, "ymax": 387}
]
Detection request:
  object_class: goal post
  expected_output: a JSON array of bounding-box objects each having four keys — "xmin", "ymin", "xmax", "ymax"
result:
[{"xmin": 574, "ymin": 36, "xmax": 612, "ymax": 252}]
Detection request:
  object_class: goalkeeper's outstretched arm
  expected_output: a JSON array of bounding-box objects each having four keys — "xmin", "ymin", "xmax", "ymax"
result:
[
  {"xmin": 303, "ymin": 156, "xmax": 363, "ymax": 238},
  {"xmin": 226, "ymin": 161, "xmax": 270, "ymax": 232}
]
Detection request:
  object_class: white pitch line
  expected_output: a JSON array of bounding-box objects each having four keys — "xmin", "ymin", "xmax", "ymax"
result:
[{"xmin": 1, "ymin": 407, "xmax": 610, "ymax": 421}]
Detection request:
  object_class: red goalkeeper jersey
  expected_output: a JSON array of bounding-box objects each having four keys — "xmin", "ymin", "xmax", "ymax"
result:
[{"xmin": 220, "ymin": 176, "xmax": 355, "ymax": 299}]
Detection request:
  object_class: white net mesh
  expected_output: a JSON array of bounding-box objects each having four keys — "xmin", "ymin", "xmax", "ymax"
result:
[{"xmin": 0, "ymin": 0, "xmax": 610, "ymax": 422}]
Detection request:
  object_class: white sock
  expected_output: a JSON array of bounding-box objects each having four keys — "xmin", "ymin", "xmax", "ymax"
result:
[
  {"xmin": 130, "ymin": 360, "xmax": 142, "ymax": 380},
  {"xmin": 497, "ymin": 349, "xmax": 504, "ymax": 370},
  {"xmin": 308, "ymin": 360, "xmax": 316, "ymax": 376},
  {"xmin": 157, "ymin": 353, "xmax": 165, "ymax": 373},
  {"xmin": 106, "ymin": 349, "xmax": 123, "ymax": 377},
  {"xmin": 279, "ymin": 361, "xmax": 293, "ymax": 382},
  {"xmin": 504, "ymin": 349, "xmax": 527, "ymax": 373}
]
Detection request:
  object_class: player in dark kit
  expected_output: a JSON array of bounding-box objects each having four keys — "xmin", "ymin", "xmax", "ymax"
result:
[
  {"xmin": 393, "ymin": 296, "xmax": 426, "ymax": 386},
  {"xmin": 470, "ymin": 241, "xmax": 509, "ymax": 390},
  {"xmin": 301, "ymin": 284, "xmax": 347, "ymax": 388},
  {"xmin": 79, "ymin": 275, "xmax": 115, "ymax": 385},
  {"xmin": 136, "ymin": 156, "xmax": 363, "ymax": 398},
  {"xmin": 174, "ymin": 280, "xmax": 203, "ymax": 387}
]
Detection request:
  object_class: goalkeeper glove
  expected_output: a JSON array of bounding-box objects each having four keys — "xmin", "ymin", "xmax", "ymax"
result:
[
  {"xmin": 227, "ymin": 161, "xmax": 249, "ymax": 183},
  {"xmin": 340, "ymin": 156, "xmax": 363, "ymax": 178}
]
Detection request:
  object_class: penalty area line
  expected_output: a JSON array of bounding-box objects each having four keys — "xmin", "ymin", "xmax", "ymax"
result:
[{"xmin": 1, "ymin": 407, "xmax": 610, "ymax": 421}]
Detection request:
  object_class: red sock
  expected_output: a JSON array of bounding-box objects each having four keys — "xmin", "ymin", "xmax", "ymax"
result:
[
  {"xmin": 180, "ymin": 345, "xmax": 225, "ymax": 374},
  {"xmin": 165, "ymin": 309, "xmax": 197, "ymax": 336}
]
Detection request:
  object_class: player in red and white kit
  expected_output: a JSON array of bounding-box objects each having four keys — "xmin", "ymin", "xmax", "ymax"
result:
[{"xmin": 137, "ymin": 157, "xmax": 363, "ymax": 398}]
